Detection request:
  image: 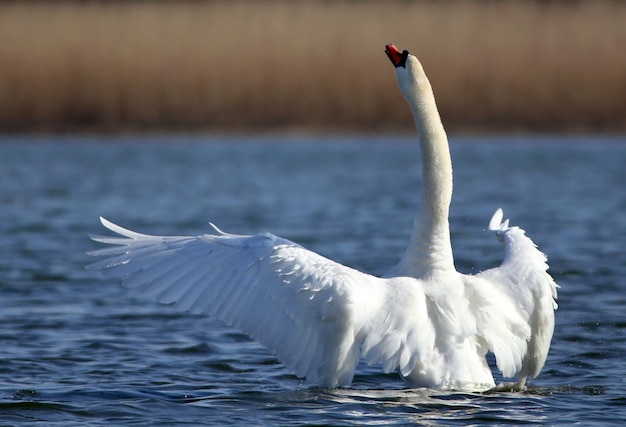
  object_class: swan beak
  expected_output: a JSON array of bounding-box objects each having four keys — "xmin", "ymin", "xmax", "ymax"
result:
[{"xmin": 385, "ymin": 44, "xmax": 409, "ymax": 68}]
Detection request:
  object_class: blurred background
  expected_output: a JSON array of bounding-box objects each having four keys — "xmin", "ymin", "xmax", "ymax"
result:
[{"xmin": 1, "ymin": 0, "xmax": 625, "ymax": 134}]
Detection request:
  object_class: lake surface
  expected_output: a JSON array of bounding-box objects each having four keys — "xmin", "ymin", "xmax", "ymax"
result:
[{"xmin": 1, "ymin": 135, "xmax": 625, "ymax": 425}]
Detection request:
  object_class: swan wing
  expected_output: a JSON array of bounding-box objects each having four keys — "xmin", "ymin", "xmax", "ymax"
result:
[
  {"xmin": 88, "ymin": 218, "xmax": 383, "ymax": 387},
  {"xmin": 470, "ymin": 209, "xmax": 558, "ymax": 380}
]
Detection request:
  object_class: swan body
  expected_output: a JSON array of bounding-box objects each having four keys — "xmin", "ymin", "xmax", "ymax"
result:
[{"xmin": 88, "ymin": 45, "xmax": 558, "ymax": 391}]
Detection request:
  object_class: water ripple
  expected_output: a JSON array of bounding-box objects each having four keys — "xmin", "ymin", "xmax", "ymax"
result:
[{"xmin": 1, "ymin": 137, "xmax": 625, "ymax": 425}]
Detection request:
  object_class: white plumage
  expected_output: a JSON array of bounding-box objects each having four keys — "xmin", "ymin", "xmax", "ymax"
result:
[{"xmin": 88, "ymin": 45, "xmax": 558, "ymax": 391}]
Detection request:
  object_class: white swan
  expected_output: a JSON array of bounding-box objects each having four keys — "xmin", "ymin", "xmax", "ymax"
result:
[{"xmin": 88, "ymin": 44, "xmax": 558, "ymax": 391}]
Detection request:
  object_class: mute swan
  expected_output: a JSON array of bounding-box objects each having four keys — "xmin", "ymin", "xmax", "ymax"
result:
[{"xmin": 88, "ymin": 44, "xmax": 558, "ymax": 391}]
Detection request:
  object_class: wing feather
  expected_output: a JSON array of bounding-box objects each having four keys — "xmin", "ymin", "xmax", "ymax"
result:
[
  {"xmin": 471, "ymin": 209, "xmax": 558, "ymax": 380},
  {"xmin": 88, "ymin": 218, "xmax": 384, "ymax": 387},
  {"xmin": 89, "ymin": 214, "xmax": 549, "ymax": 389}
]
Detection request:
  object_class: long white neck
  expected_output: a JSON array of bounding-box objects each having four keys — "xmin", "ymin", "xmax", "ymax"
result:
[{"xmin": 389, "ymin": 76, "xmax": 455, "ymax": 278}]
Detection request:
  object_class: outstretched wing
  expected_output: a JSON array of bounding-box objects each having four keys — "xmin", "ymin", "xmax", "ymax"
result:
[
  {"xmin": 470, "ymin": 209, "xmax": 558, "ymax": 381},
  {"xmin": 87, "ymin": 218, "xmax": 382, "ymax": 387}
]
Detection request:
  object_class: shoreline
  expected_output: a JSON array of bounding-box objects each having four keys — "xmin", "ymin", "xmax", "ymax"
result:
[{"xmin": 1, "ymin": 0, "xmax": 625, "ymax": 134}]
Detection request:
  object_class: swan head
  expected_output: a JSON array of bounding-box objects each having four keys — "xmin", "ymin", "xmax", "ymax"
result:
[{"xmin": 385, "ymin": 44, "xmax": 432, "ymax": 99}]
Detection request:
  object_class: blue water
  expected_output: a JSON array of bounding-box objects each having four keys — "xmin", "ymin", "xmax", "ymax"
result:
[{"xmin": 1, "ymin": 135, "xmax": 625, "ymax": 425}]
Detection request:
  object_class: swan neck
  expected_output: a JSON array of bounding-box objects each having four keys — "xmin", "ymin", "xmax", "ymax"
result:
[
  {"xmin": 409, "ymin": 92, "xmax": 453, "ymax": 218},
  {"xmin": 392, "ymin": 84, "xmax": 455, "ymax": 278}
]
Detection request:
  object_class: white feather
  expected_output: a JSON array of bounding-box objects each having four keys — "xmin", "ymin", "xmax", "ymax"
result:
[{"xmin": 88, "ymin": 45, "xmax": 558, "ymax": 391}]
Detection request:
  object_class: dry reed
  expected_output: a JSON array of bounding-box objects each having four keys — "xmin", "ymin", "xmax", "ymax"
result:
[{"xmin": 1, "ymin": 0, "xmax": 625, "ymax": 133}]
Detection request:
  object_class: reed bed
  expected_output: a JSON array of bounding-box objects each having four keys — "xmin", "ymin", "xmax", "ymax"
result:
[{"xmin": 1, "ymin": 0, "xmax": 625, "ymax": 134}]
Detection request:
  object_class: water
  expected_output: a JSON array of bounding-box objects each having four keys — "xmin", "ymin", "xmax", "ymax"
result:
[{"xmin": 1, "ymin": 135, "xmax": 625, "ymax": 425}]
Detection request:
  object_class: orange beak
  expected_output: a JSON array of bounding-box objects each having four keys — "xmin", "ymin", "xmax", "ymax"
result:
[{"xmin": 385, "ymin": 44, "xmax": 408, "ymax": 68}]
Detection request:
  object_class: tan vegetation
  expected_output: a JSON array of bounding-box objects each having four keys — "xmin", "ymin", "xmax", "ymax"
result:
[{"xmin": 1, "ymin": 0, "xmax": 625, "ymax": 134}]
